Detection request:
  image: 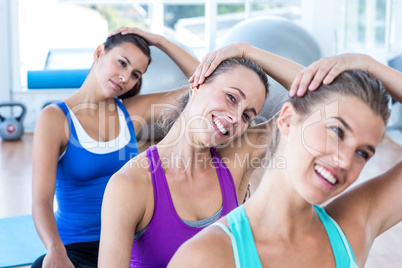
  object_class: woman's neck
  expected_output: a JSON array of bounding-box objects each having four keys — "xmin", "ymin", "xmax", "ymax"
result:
[
  {"xmin": 245, "ymin": 167, "xmax": 319, "ymax": 242},
  {"xmin": 157, "ymin": 113, "xmax": 212, "ymax": 174}
]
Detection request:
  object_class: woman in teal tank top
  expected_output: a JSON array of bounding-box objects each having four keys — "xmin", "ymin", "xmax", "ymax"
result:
[{"xmin": 168, "ymin": 46, "xmax": 402, "ymax": 267}]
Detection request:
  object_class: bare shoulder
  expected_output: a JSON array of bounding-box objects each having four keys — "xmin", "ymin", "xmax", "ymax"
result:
[
  {"xmin": 168, "ymin": 222, "xmax": 235, "ymax": 268},
  {"xmin": 37, "ymin": 103, "xmax": 67, "ymax": 127},
  {"xmin": 34, "ymin": 104, "xmax": 70, "ymax": 146},
  {"xmin": 109, "ymin": 151, "xmax": 152, "ymax": 193},
  {"xmin": 103, "ymin": 151, "xmax": 153, "ymax": 221}
]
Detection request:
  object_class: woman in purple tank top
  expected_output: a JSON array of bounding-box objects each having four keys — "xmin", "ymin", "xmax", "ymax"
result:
[{"xmin": 99, "ymin": 41, "xmax": 309, "ymax": 266}]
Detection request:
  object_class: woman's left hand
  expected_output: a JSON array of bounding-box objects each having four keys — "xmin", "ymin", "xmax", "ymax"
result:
[
  {"xmin": 189, "ymin": 42, "xmax": 248, "ymax": 87},
  {"xmin": 109, "ymin": 27, "xmax": 161, "ymax": 46},
  {"xmin": 289, "ymin": 53, "xmax": 369, "ymax": 97}
]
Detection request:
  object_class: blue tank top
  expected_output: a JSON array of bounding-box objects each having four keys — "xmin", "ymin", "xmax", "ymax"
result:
[
  {"xmin": 55, "ymin": 98, "xmax": 139, "ymax": 245},
  {"xmin": 215, "ymin": 205, "xmax": 358, "ymax": 268},
  {"xmin": 130, "ymin": 145, "xmax": 239, "ymax": 267}
]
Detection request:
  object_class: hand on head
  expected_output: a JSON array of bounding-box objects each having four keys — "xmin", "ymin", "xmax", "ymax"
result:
[
  {"xmin": 189, "ymin": 43, "xmax": 248, "ymax": 88},
  {"xmin": 109, "ymin": 27, "xmax": 162, "ymax": 46},
  {"xmin": 289, "ymin": 53, "xmax": 370, "ymax": 97}
]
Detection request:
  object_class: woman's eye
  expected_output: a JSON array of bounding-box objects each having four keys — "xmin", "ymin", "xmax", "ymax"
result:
[
  {"xmin": 227, "ymin": 94, "xmax": 236, "ymax": 103},
  {"xmin": 118, "ymin": 60, "xmax": 126, "ymax": 67},
  {"xmin": 243, "ymin": 113, "xmax": 251, "ymax": 123},
  {"xmin": 356, "ymin": 150, "xmax": 369, "ymax": 160},
  {"xmin": 331, "ymin": 126, "xmax": 344, "ymax": 139},
  {"xmin": 131, "ymin": 72, "xmax": 139, "ymax": 79}
]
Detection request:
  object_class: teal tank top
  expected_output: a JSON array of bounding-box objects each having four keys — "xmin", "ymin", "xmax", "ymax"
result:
[{"xmin": 214, "ymin": 205, "xmax": 357, "ymax": 268}]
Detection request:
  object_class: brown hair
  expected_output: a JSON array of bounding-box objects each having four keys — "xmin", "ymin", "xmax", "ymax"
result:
[
  {"xmin": 290, "ymin": 70, "xmax": 390, "ymax": 123},
  {"xmin": 269, "ymin": 70, "xmax": 390, "ymax": 153}
]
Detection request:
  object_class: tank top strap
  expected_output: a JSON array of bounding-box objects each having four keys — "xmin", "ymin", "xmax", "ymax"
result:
[
  {"xmin": 146, "ymin": 145, "xmax": 174, "ymax": 216},
  {"xmin": 113, "ymin": 97, "xmax": 137, "ymax": 144},
  {"xmin": 210, "ymin": 147, "xmax": 239, "ymax": 213},
  {"xmin": 314, "ymin": 205, "xmax": 357, "ymax": 268},
  {"xmin": 55, "ymin": 101, "xmax": 78, "ymax": 141},
  {"xmin": 226, "ymin": 205, "xmax": 262, "ymax": 268}
]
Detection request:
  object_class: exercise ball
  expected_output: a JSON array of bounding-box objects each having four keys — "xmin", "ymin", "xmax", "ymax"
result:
[
  {"xmin": 218, "ymin": 16, "xmax": 322, "ymax": 123},
  {"xmin": 140, "ymin": 36, "xmax": 196, "ymax": 94}
]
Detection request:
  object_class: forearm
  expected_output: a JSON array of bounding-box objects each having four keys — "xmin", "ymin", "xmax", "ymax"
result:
[
  {"xmin": 32, "ymin": 202, "xmax": 66, "ymax": 254},
  {"xmin": 367, "ymin": 56, "xmax": 402, "ymax": 103},
  {"xmin": 241, "ymin": 43, "xmax": 304, "ymax": 90},
  {"xmin": 155, "ymin": 36, "xmax": 200, "ymax": 78}
]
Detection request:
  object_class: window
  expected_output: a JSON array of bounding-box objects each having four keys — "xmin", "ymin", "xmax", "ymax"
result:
[
  {"xmin": 338, "ymin": 0, "xmax": 402, "ymax": 56},
  {"xmin": 18, "ymin": 0, "xmax": 150, "ymax": 88},
  {"xmin": 16, "ymin": 0, "xmax": 301, "ymax": 91}
]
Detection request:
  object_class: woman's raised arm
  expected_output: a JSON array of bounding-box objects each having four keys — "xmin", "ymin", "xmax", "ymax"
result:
[{"xmin": 190, "ymin": 42, "xmax": 304, "ymax": 90}]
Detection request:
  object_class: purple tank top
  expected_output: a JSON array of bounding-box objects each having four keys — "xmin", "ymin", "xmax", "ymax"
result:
[{"xmin": 130, "ymin": 145, "xmax": 239, "ymax": 267}]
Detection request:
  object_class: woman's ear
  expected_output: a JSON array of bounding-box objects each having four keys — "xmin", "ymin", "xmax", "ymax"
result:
[
  {"xmin": 277, "ymin": 102, "xmax": 294, "ymax": 136},
  {"xmin": 94, "ymin": 44, "xmax": 106, "ymax": 62}
]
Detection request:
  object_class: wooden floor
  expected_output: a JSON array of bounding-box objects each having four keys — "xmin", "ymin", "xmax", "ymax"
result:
[{"xmin": 0, "ymin": 132, "xmax": 401, "ymax": 267}]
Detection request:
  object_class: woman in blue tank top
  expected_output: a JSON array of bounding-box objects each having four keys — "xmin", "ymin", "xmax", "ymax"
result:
[
  {"xmin": 31, "ymin": 28, "xmax": 199, "ymax": 268},
  {"xmin": 168, "ymin": 47, "xmax": 402, "ymax": 267}
]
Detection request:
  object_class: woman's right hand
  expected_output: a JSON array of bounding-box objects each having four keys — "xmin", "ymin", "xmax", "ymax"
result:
[
  {"xmin": 109, "ymin": 27, "xmax": 161, "ymax": 46},
  {"xmin": 289, "ymin": 53, "xmax": 371, "ymax": 97},
  {"xmin": 189, "ymin": 42, "xmax": 249, "ymax": 87},
  {"xmin": 42, "ymin": 247, "xmax": 74, "ymax": 268}
]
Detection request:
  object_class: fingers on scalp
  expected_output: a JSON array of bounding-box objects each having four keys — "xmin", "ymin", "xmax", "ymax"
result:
[
  {"xmin": 309, "ymin": 66, "xmax": 331, "ymax": 89},
  {"xmin": 193, "ymin": 64, "xmax": 205, "ymax": 85},
  {"xmin": 323, "ymin": 68, "xmax": 339, "ymax": 84},
  {"xmin": 298, "ymin": 69, "xmax": 315, "ymax": 92},
  {"xmin": 188, "ymin": 74, "xmax": 195, "ymax": 83},
  {"xmin": 296, "ymin": 86, "xmax": 308, "ymax": 97}
]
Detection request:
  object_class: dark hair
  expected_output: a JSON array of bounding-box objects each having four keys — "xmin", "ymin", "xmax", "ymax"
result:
[
  {"xmin": 158, "ymin": 57, "xmax": 270, "ymax": 134},
  {"xmin": 204, "ymin": 57, "xmax": 269, "ymax": 97},
  {"xmin": 103, "ymin": 33, "xmax": 152, "ymax": 99},
  {"xmin": 269, "ymin": 70, "xmax": 391, "ymax": 153}
]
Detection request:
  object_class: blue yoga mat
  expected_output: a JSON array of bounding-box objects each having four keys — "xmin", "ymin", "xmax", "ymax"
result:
[{"xmin": 0, "ymin": 215, "xmax": 46, "ymax": 267}]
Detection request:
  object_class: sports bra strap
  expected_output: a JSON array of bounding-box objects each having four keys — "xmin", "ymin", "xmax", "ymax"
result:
[{"xmin": 212, "ymin": 222, "xmax": 241, "ymax": 268}]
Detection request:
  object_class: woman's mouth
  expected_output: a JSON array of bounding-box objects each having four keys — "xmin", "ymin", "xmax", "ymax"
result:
[
  {"xmin": 314, "ymin": 164, "xmax": 338, "ymax": 186},
  {"xmin": 111, "ymin": 80, "xmax": 122, "ymax": 91},
  {"xmin": 212, "ymin": 116, "xmax": 228, "ymax": 135}
]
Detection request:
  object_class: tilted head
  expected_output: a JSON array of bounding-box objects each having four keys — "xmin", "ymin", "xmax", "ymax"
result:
[
  {"xmin": 103, "ymin": 33, "xmax": 151, "ymax": 99},
  {"xmin": 271, "ymin": 70, "xmax": 390, "ymax": 204},
  {"xmin": 159, "ymin": 57, "xmax": 269, "ymax": 147}
]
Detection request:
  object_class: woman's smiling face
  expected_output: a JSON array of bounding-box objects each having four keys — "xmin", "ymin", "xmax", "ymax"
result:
[
  {"xmin": 187, "ymin": 65, "xmax": 266, "ymax": 148},
  {"xmin": 281, "ymin": 94, "xmax": 385, "ymax": 205}
]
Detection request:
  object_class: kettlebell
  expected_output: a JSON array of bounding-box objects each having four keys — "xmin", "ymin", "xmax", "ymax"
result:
[{"xmin": 0, "ymin": 102, "xmax": 26, "ymax": 141}]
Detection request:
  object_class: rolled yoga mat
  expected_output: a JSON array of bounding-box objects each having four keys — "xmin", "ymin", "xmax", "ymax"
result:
[{"xmin": 27, "ymin": 69, "xmax": 89, "ymax": 89}]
